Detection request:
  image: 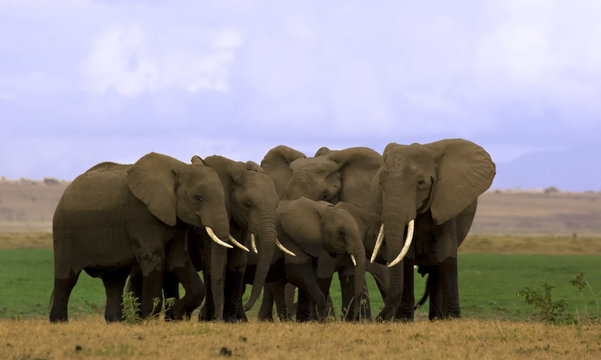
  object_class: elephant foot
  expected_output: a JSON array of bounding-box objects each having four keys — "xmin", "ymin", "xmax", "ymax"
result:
[
  {"xmin": 376, "ymin": 305, "xmax": 397, "ymax": 322},
  {"xmin": 258, "ymin": 315, "xmax": 274, "ymax": 322}
]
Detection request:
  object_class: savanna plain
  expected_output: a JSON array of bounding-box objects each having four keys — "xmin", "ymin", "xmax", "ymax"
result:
[{"xmin": 1, "ymin": 179, "xmax": 601, "ymax": 359}]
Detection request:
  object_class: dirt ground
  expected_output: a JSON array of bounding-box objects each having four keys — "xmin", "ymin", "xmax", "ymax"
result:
[{"xmin": 1, "ymin": 179, "xmax": 600, "ymax": 235}]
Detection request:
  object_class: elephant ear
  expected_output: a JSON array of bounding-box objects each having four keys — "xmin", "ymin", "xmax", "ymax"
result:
[
  {"xmin": 314, "ymin": 146, "xmax": 332, "ymax": 156},
  {"xmin": 325, "ymin": 147, "xmax": 382, "ymax": 204},
  {"xmin": 278, "ymin": 197, "xmax": 324, "ymax": 258},
  {"xmin": 127, "ymin": 152, "xmax": 185, "ymax": 226},
  {"xmin": 425, "ymin": 139, "xmax": 496, "ymax": 225},
  {"xmin": 244, "ymin": 161, "xmax": 263, "ymax": 173},
  {"xmin": 261, "ymin": 145, "xmax": 306, "ymax": 197}
]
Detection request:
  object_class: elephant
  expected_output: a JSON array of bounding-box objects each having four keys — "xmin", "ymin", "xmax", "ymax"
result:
[
  {"xmin": 371, "ymin": 138, "xmax": 496, "ymax": 321},
  {"xmin": 50, "ymin": 152, "xmax": 230, "ymax": 322},
  {"xmin": 258, "ymin": 145, "xmax": 384, "ymax": 320},
  {"xmin": 188, "ymin": 155, "xmax": 280, "ymax": 322},
  {"xmin": 267, "ymin": 197, "xmax": 367, "ymax": 322},
  {"xmin": 261, "ymin": 145, "xmax": 381, "ymax": 207}
]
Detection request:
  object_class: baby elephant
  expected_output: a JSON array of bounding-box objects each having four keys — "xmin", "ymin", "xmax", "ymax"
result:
[{"xmin": 275, "ymin": 197, "xmax": 366, "ymax": 321}]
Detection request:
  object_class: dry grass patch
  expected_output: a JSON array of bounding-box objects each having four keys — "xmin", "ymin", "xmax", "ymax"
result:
[
  {"xmin": 461, "ymin": 234, "xmax": 601, "ymax": 255},
  {"xmin": 0, "ymin": 232, "xmax": 52, "ymax": 249},
  {"xmin": 1, "ymin": 317, "xmax": 601, "ymax": 359}
]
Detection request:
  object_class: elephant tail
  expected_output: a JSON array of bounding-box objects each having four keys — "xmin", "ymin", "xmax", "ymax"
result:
[{"xmin": 414, "ymin": 273, "xmax": 430, "ymax": 310}]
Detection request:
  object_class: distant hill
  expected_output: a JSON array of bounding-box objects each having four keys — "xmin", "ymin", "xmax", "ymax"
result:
[
  {"xmin": 492, "ymin": 143, "xmax": 601, "ymax": 192},
  {"xmin": 1, "ymin": 178, "xmax": 600, "ymax": 235}
]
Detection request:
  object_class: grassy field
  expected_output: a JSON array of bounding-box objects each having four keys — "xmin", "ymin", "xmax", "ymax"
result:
[
  {"xmin": 3, "ymin": 184, "xmax": 600, "ymax": 358},
  {"xmin": 1, "ymin": 232, "xmax": 601, "ymax": 359},
  {"xmin": 2, "ymin": 233, "xmax": 601, "ymax": 322}
]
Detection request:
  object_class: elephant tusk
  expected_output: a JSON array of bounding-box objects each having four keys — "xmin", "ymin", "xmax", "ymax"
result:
[
  {"xmin": 350, "ymin": 254, "xmax": 357, "ymax": 266},
  {"xmin": 387, "ymin": 219, "xmax": 414, "ymax": 268},
  {"xmin": 370, "ymin": 223, "xmax": 385, "ymax": 263},
  {"xmin": 251, "ymin": 233, "xmax": 259, "ymax": 254},
  {"xmin": 276, "ymin": 238, "xmax": 296, "ymax": 257},
  {"xmin": 229, "ymin": 235, "xmax": 249, "ymax": 252},
  {"xmin": 205, "ymin": 226, "xmax": 233, "ymax": 249}
]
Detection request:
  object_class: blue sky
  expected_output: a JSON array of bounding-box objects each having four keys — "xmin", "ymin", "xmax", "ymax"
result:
[{"xmin": 1, "ymin": 1, "xmax": 600, "ymax": 190}]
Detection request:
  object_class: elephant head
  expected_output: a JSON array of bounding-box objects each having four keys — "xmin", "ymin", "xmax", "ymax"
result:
[
  {"xmin": 127, "ymin": 152, "xmax": 230, "ymax": 239},
  {"xmin": 277, "ymin": 197, "xmax": 367, "ymax": 318},
  {"xmin": 261, "ymin": 145, "xmax": 381, "ymax": 207},
  {"xmin": 372, "ymin": 139, "xmax": 495, "ymax": 319},
  {"xmin": 198, "ymin": 155, "xmax": 279, "ymax": 312}
]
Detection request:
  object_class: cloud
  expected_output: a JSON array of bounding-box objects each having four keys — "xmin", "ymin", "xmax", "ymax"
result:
[{"xmin": 81, "ymin": 24, "xmax": 243, "ymax": 96}]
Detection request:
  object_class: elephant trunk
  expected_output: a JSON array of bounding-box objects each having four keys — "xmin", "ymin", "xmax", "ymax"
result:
[
  {"xmin": 382, "ymin": 200, "xmax": 415, "ymax": 267},
  {"xmin": 243, "ymin": 215, "xmax": 277, "ymax": 311},
  {"xmin": 378, "ymin": 200, "xmax": 414, "ymax": 320},
  {"xmin": 352, "ymin": 246, "xmax": 367, "ymax": 320},
  {"xmin": 207, "ymin": 215, "xmax": 230, "ymax": 321}
]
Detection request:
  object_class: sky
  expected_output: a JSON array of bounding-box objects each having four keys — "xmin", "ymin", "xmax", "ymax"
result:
[{"xmin": 1, "ymin": 0, "xmax": 600, "ymax": 190}]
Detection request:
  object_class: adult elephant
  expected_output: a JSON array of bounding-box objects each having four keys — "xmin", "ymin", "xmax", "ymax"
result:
[
  {"xmin": 50, "ymin": 152, "xmax": 230, "ymax": 322},
  {"xmin": 261, "ymin": 145, "xmax": 381, "ymax": 206},
  {"xmin": 259, "ymin": 145, "xmax": 383, "ymax": 320},
  {"xmin": 371, "ymin": 139, "xmax": 495, "ymax": 321},
  {"xmin": 188, "ymin": 155, "xmax": 280, "ymax": 322},
  {"xmin": 271, "ymin": 197, "xmax": 367, "ymax": 322}
]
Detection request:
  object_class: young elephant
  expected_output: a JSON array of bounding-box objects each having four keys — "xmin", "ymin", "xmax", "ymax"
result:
[
  {"xmin": 274, "ymin": 197, "xmax": 366, "ymax": 322},
  {"xmin": 50, "ymin": 152, "xmax": 230, "ymax": 322}
]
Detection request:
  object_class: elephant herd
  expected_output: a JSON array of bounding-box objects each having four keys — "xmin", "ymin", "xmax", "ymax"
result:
[{"xmin": 49, "ymin": 138, "xmax": 496, "ymax": 323}]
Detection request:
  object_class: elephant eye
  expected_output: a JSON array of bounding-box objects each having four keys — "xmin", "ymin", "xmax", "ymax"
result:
[
  {"xmin": 193, "ymin": 194, "xmax": 203, "ymax": 202},
  {"xmin": 417, "ymin": 178, "xmax": 426, "ymax": 187}
]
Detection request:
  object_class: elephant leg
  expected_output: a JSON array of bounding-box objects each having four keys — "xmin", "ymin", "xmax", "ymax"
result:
[
  {"xmin": 376, "ymin": 264, "xmax": 404, "ymax": 321},
  {"xmin": 49, "ymin": 270, "xmax": 81, "ymax": 322},
  {"xmin": 338, "ymin": 274, "xmax": 356, "ymax": 321},
  {"xmin": 128, "ymin": 266, "xmax": 143, "ymax": 301},
  {"xmin": 162, "ymin": 271, "xmax": 181, "ymax": 320},
  {"xmin": 367, "ymin": 262, "xmax": 390, "ymax": 302},
  {"xmin": 258, "ymin": 283, "xmax": 275, "ymax": 321},
  {"xmin": 129, "ymin": 229, "xmax": 166, "ymax": 318},
  {"xmin": 395, "ymin": 262, "xmax": 415, "ymax": 322},
  {"xmin": 286, "ymin": 262, "xmax": 326, "ymax": 322},
  {"xmin": 440, "ymin": 257, "xmax": 461, "ymax": 318},
  {"xmin": 271, "ymin": 280, "xmax": 290, "ymax": 321},
  {"xmin": 210, "ymin": 244, "xmax": 228, "ymax": 321},
  {"xmin": 295, "ymin": 289, "xmax": 313, "ymax": 322},
  {"xmin": 428, "ymin": 267, "xmax": 444, "ymax": 321},
  {"xmin": 164, "ymin": 232, "xmax": 205, "ymax": 321},
  {"xmin": 101, "ymin": 269, "xmax": 129, "ymax": 322},
  {"xmin": 223, "ymin": 266, "xmax": 246, "ymax": 323},
  {"xmin": 167, "ymin": 259, "xmax": 205, "ymax": 321},
  {"xmin": 284, "ymin": 283, "xmax": 296, "ymax": 319},
  {"xmin": 236, "ymin": 283, "xmax": 248, "ymax": 322},
  {"xmin": 199, "ymin": 271, "xmax": 214, "ymax": 321},
  {"xmin": 317, "ymin": 276, "xmax": 335, "ymax": 318}
]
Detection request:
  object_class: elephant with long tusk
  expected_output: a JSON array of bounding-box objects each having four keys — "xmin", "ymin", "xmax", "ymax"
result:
[
  {"xmin": 51, "ymin": 152, "xmax": 230, "ymax": 322},
  {"xmin": 373, "ymin": 138, "xmax": 495, "ymax": 321}
]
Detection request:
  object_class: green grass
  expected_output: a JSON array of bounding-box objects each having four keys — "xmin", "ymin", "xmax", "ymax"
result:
[
  {"xmin": 0, "ymin": 249, "xmax": 105, "ymax": 319},
  {"xmin": 1, "ymin": 249, "xmax": 600, "ymax": 321},
  {"xmin": 458, "ymin": 254, "xmax": 601, "ymax": 321}
]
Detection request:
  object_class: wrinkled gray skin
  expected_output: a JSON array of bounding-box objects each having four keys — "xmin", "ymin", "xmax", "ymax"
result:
[
  {"xmin": 374, "ymin": 139, "xmax": 495, "ymax": 321},
  {"xmin": 271, "ymin": 198, "xmax": 367, "ymax": 322},
  {"xmin": 258, "ymin": 145, "xmax": 383, "ymax": 320},
  {"xmin": 190, "ymin": 155, "xmax": 279, "ymax": 322},
  {"xmin": 50, "ymin": 152, "xmax": 230, "ymax": 322}
]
